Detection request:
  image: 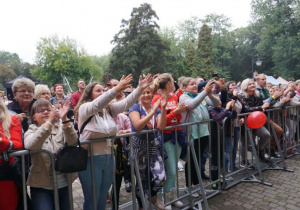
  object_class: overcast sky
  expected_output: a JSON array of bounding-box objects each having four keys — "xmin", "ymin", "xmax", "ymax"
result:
[{"xmin": 0, "ymin": 0, "xmax": 252, "ymax": 63}]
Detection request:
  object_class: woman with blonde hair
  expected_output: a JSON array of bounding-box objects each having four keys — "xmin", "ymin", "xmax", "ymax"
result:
[
  {"xmin": 0, "ymin": 98, "xmax": 23, "ymax": 210},
  {"xmin": 238, "ymin": 78, "xmax": 271, "ymax": 163},
  {"xmin": 151, "ymin": 73, "xmax": 187, "ymax": 209},
  {"xmin": 34, "ymin": 84, "xmax": 51, "ymax": 101}
]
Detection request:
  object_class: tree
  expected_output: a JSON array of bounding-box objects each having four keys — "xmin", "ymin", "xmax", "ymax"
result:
[
  {"xmin": 32, "ymin": 35, "xmax": 102, "ymax": 88},
  {"xmin": 0, "ymin": 51, "xmax": 21, "ymax": 64},
  {"xmin": 183, "ymin": 43, "xmax": 197, "ymax": 77},
  {"xmin": 251, "ymin": 0, "xmax": 300, "ymax": 79},
  {"xmin": 197, "ymin": 24, "xmax": 214, "ymax": 79},
  {"xmin": 0, "ymin": 63, "xmax": 17, "ymax": 88},
  {"xmin": 159, "ymin": 16, "xmax": 202, "ymax": 77},
  {"xmin": 0, "ymin": 51, "xmax": 36, "ymax": 89},
  {"xmin": 109, "ymin": 3, "xmax": 174, "ymax": 84},
  {"xmin": 201, "ymin": 14, "xmax": 234, "ymax": 79}
]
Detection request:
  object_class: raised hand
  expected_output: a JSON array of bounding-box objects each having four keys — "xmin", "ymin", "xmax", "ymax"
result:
[
  {"xmin": 204, "ymin": 80, "xmax": 214, "ymax": 94},
  {"xmin": 115, "ymin": 74, "xmax": 133, "ymax": 93},
  {"xmin": 272, "ymin": 90, "xmax": 281, "ymax": 99},
  {"xmin": 160, "ymin": 95, "xmax": 167, "ymax": 109},
  {"xmin": 49, "ymin": 106, "xmax": 60, "ymax": 124},
  {"xmin": 233, "ymin": 89, "xmax": 238, "ymax": 96},
  {"xmin": 59, "ymin": 100, "xmax": 71, "ymax": 120},
  {"xmin": 138, "ymin": 74, "xmax": 152, "ymax": 91},
  {"xmin": 152, "ymin": 98, "xmax": 161, "ymax": 113}
]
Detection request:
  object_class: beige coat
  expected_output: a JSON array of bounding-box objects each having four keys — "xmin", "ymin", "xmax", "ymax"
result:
[{"xmin": 24, "ymin": 123, "xmax": 78, "ymax": 188}]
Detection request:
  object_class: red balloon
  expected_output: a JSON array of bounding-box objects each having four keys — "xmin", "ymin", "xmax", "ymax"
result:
[{"xmin": 246, "ymin": 111, "xmax": 267, "ymax": 129}]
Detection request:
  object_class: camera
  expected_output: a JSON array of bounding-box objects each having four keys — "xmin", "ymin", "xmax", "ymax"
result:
[{"xmin": 212, "ymin": 73, "xmax": 218, "ymax": 77}]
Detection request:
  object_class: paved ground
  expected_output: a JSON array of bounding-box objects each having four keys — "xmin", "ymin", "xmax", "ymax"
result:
[{"xmin": 72, "ymin": 155, "xmax": 300, "ymax": 210}]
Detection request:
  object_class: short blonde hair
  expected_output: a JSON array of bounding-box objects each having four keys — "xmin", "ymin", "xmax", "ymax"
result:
[
  {"xmin": 12, "ymin": 77, "xmax": 35, "ymax": 93},
  {"xmin": 34, "ymin": 84, "xmax": 50, "ymax": 99}
]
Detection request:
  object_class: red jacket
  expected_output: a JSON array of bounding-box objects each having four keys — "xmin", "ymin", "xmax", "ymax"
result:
[
  {"xmin": 0, "ymin": 116, "xmax": 23, "ymax": 165},
  {"xmin": 152, "ymin": 93, "xmax": 182, "ymax": 133}
]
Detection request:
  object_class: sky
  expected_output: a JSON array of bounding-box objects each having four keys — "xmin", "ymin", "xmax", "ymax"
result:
[{"xmin": 0, "ymin": 0, "xmax": 252, "ymax": 63}]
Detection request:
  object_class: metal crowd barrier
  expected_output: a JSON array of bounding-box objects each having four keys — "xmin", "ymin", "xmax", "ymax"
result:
[{"xmin": 2, "ymin": 105, "xmax": 300, "ymax": 210}]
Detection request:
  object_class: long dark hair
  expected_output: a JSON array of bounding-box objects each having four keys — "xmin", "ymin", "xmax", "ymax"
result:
[{"xmin": 74, "ymin": 82, "xmax": 101, "ymax": 120}]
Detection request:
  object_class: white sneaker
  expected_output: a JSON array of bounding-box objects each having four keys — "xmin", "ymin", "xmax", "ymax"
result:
[
  {"xmin": 178, "ymin": 160, "xmax": 184, "ymax": 172},
  {"xmin": 193, "ymin": 185, "xmax": 206, "ymax": 196},
  {"xmin": 221, "ymin": 175, "xmax": 233, "ymax": 181},
  {"xmin": 170, "ymin": 188, "xmax": 184, "ymax": 208},
  {"xmin": 185, "ymin": 186, "xmax": 199, "ymax": 198}
]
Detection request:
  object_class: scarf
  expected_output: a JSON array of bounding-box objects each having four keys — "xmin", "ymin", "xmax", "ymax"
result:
[{"xmin": 184, "ymin": 92, "xmax": 197, "ymax": 99}]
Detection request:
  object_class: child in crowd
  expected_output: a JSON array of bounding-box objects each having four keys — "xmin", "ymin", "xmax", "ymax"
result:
[{"xmin": 208, "ymin": 95, "xmax": 237, "ymax": 189}]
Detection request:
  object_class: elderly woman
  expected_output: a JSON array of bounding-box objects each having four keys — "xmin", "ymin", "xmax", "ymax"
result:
[
  {"xmin": 238, "ymin": 78, "xmax": 271, "ymax": 164},
  {"xmin": 24, "ymin": 98, "xmax": 77, "ymax": 210},
  {"xmin": 0, "ymin": 99, "xmax": 23, "ymax": 210},
  {"xmin": 7, "ymin": 77, "xmax": 36, "ymax": 133},
  {"xmin": 50, "ymin": 84, "xmax": 73, "ymax": 119},
  {"xmin": 7, "ymin": 77, "xmax": 36, "ymax": 195},
  {"xmin": 34, "ymin": 84, "xmax": 51, "ymax": 101}
]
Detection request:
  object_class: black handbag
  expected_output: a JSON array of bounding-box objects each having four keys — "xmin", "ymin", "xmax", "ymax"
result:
[{"xmin": 55, "ymin": 116, "xmax": 94, "ymax": 173}]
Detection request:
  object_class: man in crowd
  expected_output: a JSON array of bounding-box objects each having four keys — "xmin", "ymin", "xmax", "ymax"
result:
[
  {"xmin": 71, "ymin": 79, "xmax": 86, "ymax": 108},
  {"xmin": 256, "ymin": 74, "xmax": 289, "ymax": 158}
]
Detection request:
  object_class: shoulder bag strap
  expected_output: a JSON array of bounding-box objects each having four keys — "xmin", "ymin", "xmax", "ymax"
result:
[{"xmin": 75, "ymin": 115, "xmax": 94, "ymax": 146}]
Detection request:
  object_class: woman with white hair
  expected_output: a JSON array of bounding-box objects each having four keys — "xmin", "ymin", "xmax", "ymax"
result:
[
  {"xmin": 7, "ymin": 77, "xmax": 36, "ymax": 132},
  {"xmin": 238, "ymin": 78, "xmax": 271, "ymax": 164},
  {"xmin": 0, "ymin": 98, "xmax": 23, "ymax": 210},
  {"xmin": 34, "ymin": 84, "xmax": 51, "ymax": 101}
]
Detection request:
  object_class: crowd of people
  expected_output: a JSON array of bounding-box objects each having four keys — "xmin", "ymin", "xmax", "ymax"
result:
[{"xmin": 0, "ymin": 72, "xmax": 300, "ymax": 210}]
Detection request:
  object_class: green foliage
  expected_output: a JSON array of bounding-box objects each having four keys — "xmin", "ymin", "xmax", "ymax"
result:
[
  {"xmin": 201, "ymin": 14, "xmax": 234, "ymax": 80},
  {"xmin": 0, "ymin": 51, "xmax": 21, "ymax": 64},
  {"xmin": 0, "ymin": 83, "xmax": 5, "ymax": 91},
  {"xmin": 0, "ymin": 63, "xmax": 17, "ymax": 87},
  {"xmin": 183, "ymin": 43, "xmax": 197, "ymax": 77},
  {"xmin": 159, "ymin": 16, "xmax": 201, "ymax": 77},
  {"xmin": 109, "ymin": 3, "xmax": 174, "ymax": 85},
  {"xmin": 252, "ymin": 0, "xmax": 300, "ymax": 79},
  {"xmin": 0, "ymin": 51, "xmax": 36, "ymax": 88},
  {"xmin": 32, "ymin": 35, "xmax": 102, "ymax": 89},
  {"xmin": 197, "ymin": 24, "xmax": 214, "ymax": 79}
]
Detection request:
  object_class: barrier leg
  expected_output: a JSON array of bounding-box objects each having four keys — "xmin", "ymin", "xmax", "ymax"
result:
[
  {"xmin": 67, "ymin": 174, "xmax": 74, "ymax": 210},
  {"xmin": 265, "ymin": 121, "xmax": 294, "ymax": 172},
  {"xmin": 241, "ymin": 128, "xmax": 272, "ymax": 187},
  {"xmin": 190, "ymin": 142, "xmax": 209, "ymax": 210},
  {"xmin": 21, "ymin": 155, "xmax": 28, "ymax": 210}
]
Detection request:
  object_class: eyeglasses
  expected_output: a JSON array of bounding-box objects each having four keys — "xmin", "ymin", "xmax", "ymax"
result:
[
  {"xmin": 78, "ymin": 82, "xmax": 85, "ymax": 85},
  {"xmin": 15, "ymin": 90, "xmax": 33, "ymax": 94},
  {"xmin": 36, "ymin": 109, "xmax": 51, "ymax": 114}
]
